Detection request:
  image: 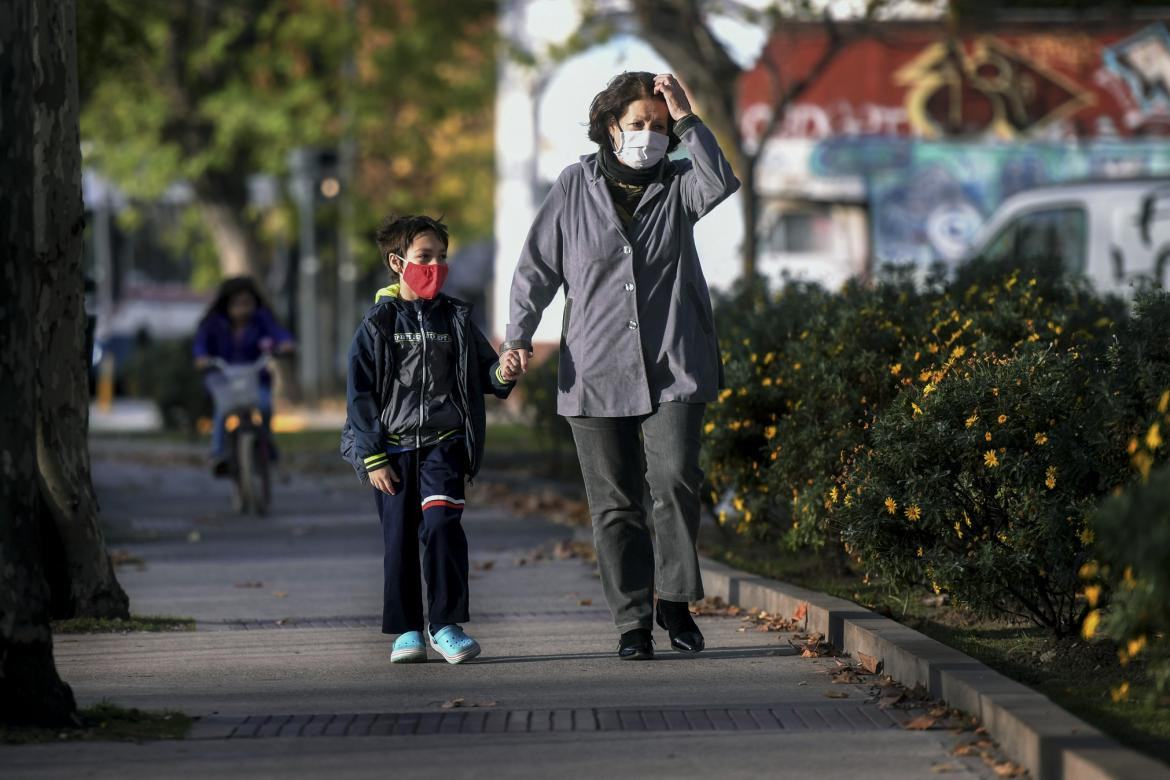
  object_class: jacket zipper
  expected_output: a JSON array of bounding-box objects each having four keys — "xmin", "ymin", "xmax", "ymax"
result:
[{"xmin": 417, "ymin": 308, "xmax": 426, "ymax": 450}]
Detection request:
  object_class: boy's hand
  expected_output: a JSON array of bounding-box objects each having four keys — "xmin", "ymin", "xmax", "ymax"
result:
[
  {"xmin": 369, "ymin": 463, "xmax": 400, "ymax": 495},
  {"xmin": 501, "ymin": 348, "xmax": 530, "ymax": 380},
  {"xmin": 500, "ymin": 350, "xmax": 524, "ymax": 382}
]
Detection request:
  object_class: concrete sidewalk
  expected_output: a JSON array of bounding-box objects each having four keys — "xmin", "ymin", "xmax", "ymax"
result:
[{"xmin": 3, "ymin": 444, "xmax": 1003, "ymax": 779}]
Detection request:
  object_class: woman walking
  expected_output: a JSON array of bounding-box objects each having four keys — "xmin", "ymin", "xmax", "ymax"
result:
[{"xmin": 502, "ymin": 72, "xmax": 739, "ymax": 659}]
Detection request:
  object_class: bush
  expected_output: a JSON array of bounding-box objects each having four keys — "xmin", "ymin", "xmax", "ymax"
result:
[
  {"xmin": 123, "ymin": 336, "xmax": 209, "ymax": 433},
  {"xmin": 835, "ymin": 344, "xmax": 1120, "ymax": 635},
  {"xmin": 703, "ymin": 260, "xmax": 1125, "ymax": 557}
]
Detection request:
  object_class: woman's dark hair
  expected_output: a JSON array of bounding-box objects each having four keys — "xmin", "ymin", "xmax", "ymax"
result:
[
  {"xmin": 587, "ymin": 71, "xmax": 680, "ymax": 153},
  {"xmin": 201, "ymin": 276, "xmax": 268, "ymax": 323}
]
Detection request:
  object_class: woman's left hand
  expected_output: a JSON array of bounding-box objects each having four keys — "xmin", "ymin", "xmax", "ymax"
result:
[{"xmin": 653, "ymin": 73, "xmax": 693, "ymax": 121}]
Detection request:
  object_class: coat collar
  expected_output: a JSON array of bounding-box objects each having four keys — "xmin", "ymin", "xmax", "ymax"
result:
[{"xmin": 580, "ymin": 152, "xmax": 668, "ymax": 219}]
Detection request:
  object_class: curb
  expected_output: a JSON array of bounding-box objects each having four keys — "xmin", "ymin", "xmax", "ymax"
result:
[{"xmin": 698, "ymin": 556, "xmax": 1169, "ymax": 780}]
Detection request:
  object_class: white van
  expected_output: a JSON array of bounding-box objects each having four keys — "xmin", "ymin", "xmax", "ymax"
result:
[{"xmin": 962, "ymin": 177, "xmax": 1170, "ymax": 296}]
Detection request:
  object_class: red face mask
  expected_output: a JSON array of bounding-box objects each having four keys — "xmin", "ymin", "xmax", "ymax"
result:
[{"xmin": 400, "ymin": 259, "xmax": 449, "ymax": 300}]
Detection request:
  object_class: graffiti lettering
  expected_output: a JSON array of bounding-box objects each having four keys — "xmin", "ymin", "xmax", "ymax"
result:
[
  {"xmin": 894, "ymin": 38, "xmax": 1095, "ymax": 139},
  {"xmin": 1104, "ymin": 23, "xmax": 1170, "ymax": 119}
]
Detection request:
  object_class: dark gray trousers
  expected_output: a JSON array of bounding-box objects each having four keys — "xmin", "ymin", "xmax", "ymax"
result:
[{"xmin": 567, "ymin": 402, "xmax": 706, "ymax": 632}]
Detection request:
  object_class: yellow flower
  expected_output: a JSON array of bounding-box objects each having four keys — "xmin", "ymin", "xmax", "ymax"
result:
[
  {"xmin": 1035, "ymin": 432, "xmax": 1048, "ymax": 445},
  {"xmin": 992, "ymin": 387, "xmax": 999, "ymax": 397},
  {"xmin": 1147, "ymin": 422, "xmax": 1163, "ymax": 450},
  {"xmin": 743, "ymin": 510, "xmax": 752, "ymax": 524},
  {"xmin": 928, "ymin": 343, "xmax": 939, "ymax": 354},
  {"xmin": 984, "ymin": 450, "xmax": 999, "ymax": 467},
  {"xmin": 1111, "ymin": 681, "xmax": 1129, "ymax": 702},
  {"xmin": 764, "ymin": 352, "xmax": 775, "ymax": 365},
  {"xmin": 1159, "ymin": 389, "xmax": 1170, "ymax": 414},
  {"xmin": 718, "ymin": 510, "xmax": 727, "ymax": 525},
  {"xmin": 829, "ymin": 486, "xmax": 839, "ymax": 503},
  {"xmin": 704, "ymin": 422, "xmax": 716, "ymax": 434},
  {"xmin": 1045, "ymin": 465, "xmax": 1057, "ymax": 490},
  {"xmin": 733, "ymin": 496, "xmax": 745, "ymax": 512},
  {"xmin": 965, "ymin": 413, "xmax": 979, "ymax": 429},
  {"xmin": 985, "ymin": 431, "xmax": 993, "ymax": 442},
  {"xmin": 718, "ymin": 389, "xmax": 732, "ymax": 403},
  {"xmin": 916, "ymin": 546, "xmax": 923, "ymax": 557},
  {"xmin": 1084, "ymin": 585, "xmax": 1101, "ymax": 607},
  {"xmin": 1082, "ymin": 609, "xmax": 1100, "ymax": 639},
  {"xmin": 844, "ymin": 493, "xmax": 854, "ymax": 507},
  {"xmin": 997, "ymin": 414, "xmax": 1007, "ymax": 424},
  {"xmin": 1127, "ymin": 437, "xmax": 1139, "ymax": 454},
  {"xmin": 931, "ymin": 581, "xmax": 942, "ymax": 594},
  {"xmin": 951, "ymin": 345, "xmax": 967, "ymax": 359},
  {"xmin": 750, "ymin": 353, "xmax": 758, "ymax": 363},
  {"xmin": 1079, "ymin": 561, "xmax": 1099, "ymax": 579},
  {"xmin": 884, "ymin": 497, "xmax": 897, "ymax": 515},
  {"xmin": 1080, "ymin": 527, "xmax": 1095, "ymax": 545},
  {"xmin": 923, "ymin": 382, "xmax": 936, "ymax": 396},
  {"xmin": 793, "ymin": 362, "xmax": 802, "ymax": 371},
  {"xmin": 1127, "ymin": 635, "xmax": 1147, "ymax": 659},
  {"xmin": 764, "ymin": 425, "xmax": 777, "ymax": 440},
  {"xmin": 762, "ymin": 377, "xmax": 773, "ymax": 387},
  {"xmin": 905, "ymin": 504, "xmax": 921, "ymax": 522},
  {"xmin": 954, "ymin": 521, "xmax": 963, "ymax": 539},
  {"xmin": 911, "ymin": 402, "xmax": 923, "ymax": 416},
  {"xmin": 890, "ymin": 363, "xmax": 902, "ymax": 376}
]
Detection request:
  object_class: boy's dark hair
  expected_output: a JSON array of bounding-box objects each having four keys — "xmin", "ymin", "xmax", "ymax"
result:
[
  {"xmin": 587, "ymin": 71, "xmax": 680, "ymax": 154},
  {"xmin": 374, "ymin": 215, "xmax": 449, "ymax": 274}
]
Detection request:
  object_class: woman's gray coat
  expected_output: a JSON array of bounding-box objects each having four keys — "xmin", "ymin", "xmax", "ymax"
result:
[{"xmin": 503, "ymin": 118, "xmax": 740, "ymax": 417}]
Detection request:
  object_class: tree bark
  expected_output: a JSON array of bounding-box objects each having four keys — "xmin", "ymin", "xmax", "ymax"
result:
[
  {"xmin": 31, "ymin": 0, "xmax": 130, "ymax": 621},
  {"xmin": 1, "ymin": 0, "xmax": 81, "ymax": 727}
]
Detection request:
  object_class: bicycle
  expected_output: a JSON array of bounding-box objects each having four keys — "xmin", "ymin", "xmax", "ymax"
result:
[{"xmin": 205, "ymin": 354, "xmax": 273, "ymax": 515}]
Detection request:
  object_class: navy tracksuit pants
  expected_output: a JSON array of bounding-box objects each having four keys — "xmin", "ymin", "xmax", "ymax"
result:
[{"xmin": 373, "ymin": 439, "xmax": 469, "ymax": 634}]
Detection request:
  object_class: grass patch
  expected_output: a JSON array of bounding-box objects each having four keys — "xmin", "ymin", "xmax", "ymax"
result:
[
  {"xmin": 52, "ymin": 614, "xmax": 195, "ymax": 634},
  {"xmin": 702, "ymin": 536, "xmax": 1170, "ymax": 765},
  {"xmin": 0, "ymin": 702, "xmax": 190, "ymax": 744}
]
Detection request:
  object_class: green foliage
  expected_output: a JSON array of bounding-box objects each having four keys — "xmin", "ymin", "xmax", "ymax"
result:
[
  {"xmin": 123, "ymin": 337, "xmax": 209, "ymax": 433},
  {"xmin": 836, "ymin": 344, "xmax": 1112, "ymax": 635},
  {"xmin": 77, "ymin": 0, "xmax": 498, "ymax": 283},
  {"xmin": 704, "ymin": 260, "xmax": 1124, "ymax": 556},
  {"xmin": 518, "ymin": 353, "xmax": 573, "ymax": 451},
  {"xmin": 0, "ymin": 702, "xmax": 191, "ymax": 744},
  {"xmin": 52, "ymin": 614, "xmax": 196, "ymax": 634}
]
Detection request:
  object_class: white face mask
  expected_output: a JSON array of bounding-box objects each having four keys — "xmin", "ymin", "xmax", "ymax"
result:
[{"xmin": 613, "ymin": 129, "xmax": 668, "ymax": 169}]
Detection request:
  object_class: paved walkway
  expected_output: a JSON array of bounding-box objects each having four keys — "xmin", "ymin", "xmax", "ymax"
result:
[{"xmin": 4, "ymin": 440, "xmax": 1002, "ymax": 779}]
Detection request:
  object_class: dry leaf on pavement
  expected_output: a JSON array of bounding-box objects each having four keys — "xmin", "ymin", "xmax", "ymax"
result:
[
  {"xmin": 857, "ymin": 651, "xmax": 881, "ymax": 675},
  {"xmin": 823, "ymin": 690, "xmax": 849, "ymax": 699},
  {"xmin": 902, "ymin": 715, "xmax": 938, "ymax": 730}
]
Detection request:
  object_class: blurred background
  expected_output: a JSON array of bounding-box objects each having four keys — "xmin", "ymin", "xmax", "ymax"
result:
[{"xmin": 78, "ymin": 0, "xmax": 1170, "ymax": 436}]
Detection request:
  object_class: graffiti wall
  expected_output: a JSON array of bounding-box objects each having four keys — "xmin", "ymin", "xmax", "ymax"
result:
[{"xmin": 740, "ymin": 21, "xmax": 1170, "ymax": 266}]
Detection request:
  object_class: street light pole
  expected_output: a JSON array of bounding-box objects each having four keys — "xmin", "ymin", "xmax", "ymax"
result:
[{"xmin": 290, "ymin": 148, "xmax": 321, "ymax": 404}]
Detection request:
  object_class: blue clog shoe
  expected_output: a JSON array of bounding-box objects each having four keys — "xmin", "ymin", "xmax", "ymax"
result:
[
  {"xmin": 391, "ymin": 631, "xmax": 428, "ymax": 664},
  {"xmin": 428, "ymin": 625, "xmax": 481, "ymax": 664}
]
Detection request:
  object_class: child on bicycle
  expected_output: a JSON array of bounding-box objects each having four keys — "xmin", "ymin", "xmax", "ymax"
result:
[
  {"xmin": 342, "ymin": 215, "xmax": 520, "ymax": 665},
  {"xmin": 193, "ymin": 276, "xmax": 296, "ymax": 475}
]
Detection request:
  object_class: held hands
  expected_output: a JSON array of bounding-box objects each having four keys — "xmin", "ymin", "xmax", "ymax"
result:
[
  {"xmin": 369, "ymin": 462, "xmax": 401, "ymax": 495},
  {"xmin": 653, "ymin": 73, "xmax": 693, "ymax": 121},
  {"xmin": 500, "ymin": 349, "xmax": 530, "ymax": 382}
]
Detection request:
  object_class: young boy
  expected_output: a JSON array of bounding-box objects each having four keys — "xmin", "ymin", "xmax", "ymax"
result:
[{"xmin": 342, "ymin": 215, "xmax": 520, "ymax": 664}]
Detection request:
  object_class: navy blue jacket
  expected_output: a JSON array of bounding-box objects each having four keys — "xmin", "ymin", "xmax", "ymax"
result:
[{"xmin": 341, "ymin": 284, "xmax": 513, "ymax": 482}]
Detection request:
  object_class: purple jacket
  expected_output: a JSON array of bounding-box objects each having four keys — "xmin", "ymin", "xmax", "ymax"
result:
[{"xmin": 193, "ymin": 308, "xmax": 294, "ymax": 385}]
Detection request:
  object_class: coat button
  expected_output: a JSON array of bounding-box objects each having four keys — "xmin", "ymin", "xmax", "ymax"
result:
[
  {"xmin": 623, "ymin": 282, "xmax": 634, "ymax": 292},
  {"xmin": 627, "ymin": 320, "xmax": 638, "ymax": 330},
  {"xmin": 622, "ymin": 245, "xmax": 632, "ymax": 254}
]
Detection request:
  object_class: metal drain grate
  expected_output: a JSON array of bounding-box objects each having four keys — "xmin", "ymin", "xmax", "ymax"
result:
[
  {"xmin": 190, "ymin": 703, "xmax": 905, "ymax": 739},
  {"xmin": 209, "ymin": 609, "xmax": 611, "ymax": 630}
]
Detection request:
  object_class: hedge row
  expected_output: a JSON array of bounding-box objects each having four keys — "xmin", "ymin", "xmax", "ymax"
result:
[{"xmin": 704, "ymin": 259, "xmax": 1169, "ymax": 698}]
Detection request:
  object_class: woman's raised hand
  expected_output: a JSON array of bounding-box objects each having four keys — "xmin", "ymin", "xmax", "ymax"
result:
[{"xmin": 653, "ymin": 73, "xmax": 693, "ymax": 121}]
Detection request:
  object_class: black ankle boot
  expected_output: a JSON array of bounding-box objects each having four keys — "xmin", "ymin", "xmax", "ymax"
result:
[
  {"xmin": 617, "ymin": 628, "xmax": 655, "ymax": 660},
  {"xmin": 655, "ymin": 599, "xmax": 705, "ymax": 654}
]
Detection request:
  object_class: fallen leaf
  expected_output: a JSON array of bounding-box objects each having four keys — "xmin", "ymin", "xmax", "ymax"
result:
[
  {"xmin": 902, "ymin": 715, "xmax": 938, "ymax": 730},
  {"xmin": 952, "ymin": 744, "xmax": 977, "ymax": 757},
  {"xmin": 879, "ymin": 692, "xmax": 905, "ymax": 709},
  {"xmin": 992, "ymin": 762, "xmax": 1026, "ymax": 777},
  {"xmin": 830, "ymin": 666, "xmax": 861, "ymax": 684},
  {"xmin": 930, "ymin": 762, "xmax": 960, "ymax": 773},
  {"xmin": 440, "ymin": 698, "xmax": 465, "ymax": 709},
  {"xmin": 823, "ymin": 690, "xmax": 849, "ymax": 699},
  {"xmin": 272, "ymin": 591, "xmax": 288, "ymax": 599},
  {"xmin": 857, "ymin": 652, "xmax": 881, "ymax": 675},
  {"xmin": 794, "ymin": 602, "xmax": 808, "ymax": 621},
  {"xmin": 578, "ymin": 599, "xmax": 592, "ymax": 606},
  {"xmin": 234, "ymin": 581, "xmax": 264, "ymax": 589},
  {"xmin": 473, "ymin": 560, "xmax": 495, "ymax": 571}
]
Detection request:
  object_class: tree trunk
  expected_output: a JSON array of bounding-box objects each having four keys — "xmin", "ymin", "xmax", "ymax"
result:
[
  {"xmin": 1, "ymin": 0, "xmax": 81, "ymax": 727},
  {"xmin": 196, "ymin": 195, "xmax": 266, "ymax": 280},
  {"xmin": 740, "ymin": 161, "xmax": 760, "ymax": 279},
  {"xmin": 31, "ymin": 0, "xmax": 130, "ymax": 621}
]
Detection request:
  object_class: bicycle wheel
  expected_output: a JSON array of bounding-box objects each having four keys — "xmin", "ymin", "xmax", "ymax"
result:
[
  {"xmin": 251, "ymin": 431, "xmax": 271, "ymax": 516},
  {"xmin": 236, "ymin": 430, "xmax": 256, "ymax": 514}
]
